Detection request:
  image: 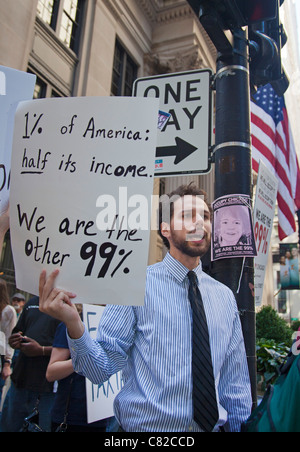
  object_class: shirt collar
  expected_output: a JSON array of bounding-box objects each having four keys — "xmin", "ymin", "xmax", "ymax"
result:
[{"xmin": 163, "ymin": 252, "xmax": 203, "ymax": 284}]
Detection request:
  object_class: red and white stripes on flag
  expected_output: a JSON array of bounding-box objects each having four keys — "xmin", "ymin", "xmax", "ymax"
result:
[{"xmin": 251, "ymin": 84, "xmax": 300, "ymax": 241}]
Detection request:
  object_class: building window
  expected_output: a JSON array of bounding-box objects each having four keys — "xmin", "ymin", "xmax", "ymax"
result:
[
  {"xmin": 51, "ymin": 89, "xmax": 61, "ymax": 97},
  {"xmin": 33, "ymin": 77, "xmax": 47, "ymax": 99},
  {"xmin": 28, "ymin": 69, "xmax": 64, "ymax": 99},
  {"xmin": 37, "ymin": 0, "xmax": 59, "ymax": 29},
  {"xmin": 111, "ymin": 40, "xmax": 138, "ymax": 96},
  {"xmin": 59, "ymin": 0, "xmax": 82, "ymax": 50},
  {"xmin": 37, "ymin": 0, "xmax": 84, "ymax": 53}
]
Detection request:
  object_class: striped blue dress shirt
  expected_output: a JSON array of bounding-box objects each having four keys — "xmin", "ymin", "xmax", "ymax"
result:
[{"xmin": 68, "ymin": 253, "xmax": 252, "ymax": 432}]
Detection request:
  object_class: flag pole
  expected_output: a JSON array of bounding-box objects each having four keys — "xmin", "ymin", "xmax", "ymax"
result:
[{"xmin": 212, "ymin": 28, "xmax": 257, "ymax": 408}]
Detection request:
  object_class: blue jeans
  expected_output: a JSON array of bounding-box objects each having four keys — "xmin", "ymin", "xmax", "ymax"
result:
[{"xmin": 0, "ymin": 381, "xmax": 55, "ymax": 432}]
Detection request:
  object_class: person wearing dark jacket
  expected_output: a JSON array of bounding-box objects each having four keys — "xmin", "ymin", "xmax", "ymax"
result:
[{"xmin": 0, "ymin": 296, "xmax": 60, "ymax": 432}]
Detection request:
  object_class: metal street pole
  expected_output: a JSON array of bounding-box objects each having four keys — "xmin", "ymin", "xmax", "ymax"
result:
[{"xmin": 212, "ymin": 28, "xmax": 257, "ymax": 408}]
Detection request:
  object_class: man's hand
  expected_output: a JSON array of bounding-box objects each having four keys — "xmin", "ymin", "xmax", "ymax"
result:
[
  {"xmin": 19, "ymin": 337, "xmax": 43, "ymax": 357},
  {"xmin": 9, "ymin": 332, "xmax": 24, "ymax": 350},
  {"xmin": 39, "ymin": 269, "xmax": 85, "ymax": 339}
]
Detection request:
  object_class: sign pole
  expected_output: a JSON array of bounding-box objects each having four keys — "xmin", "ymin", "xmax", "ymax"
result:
[{"xmin": 212, "ymin": 28, "xmax": 257, "ymax": 408}]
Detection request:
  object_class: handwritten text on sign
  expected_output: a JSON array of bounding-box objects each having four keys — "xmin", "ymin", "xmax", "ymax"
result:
[
  {"xmin": 10, "ymin": 97, "xmax": 159, "ymax": 305},
  {"xmin": 253, "ymin": 160, "xmax": 278, "ymax": 307}
]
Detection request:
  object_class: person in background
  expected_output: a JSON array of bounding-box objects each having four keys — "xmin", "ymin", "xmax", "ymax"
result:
[
  {"xmin": 46, "ymin": 307, "xmax": 110, "ymax": 432},
  {"xmin": 10, "ymin": 293, "xmax": 26, "ymax": 370},
  {"xmin": 0, "ymin": 296, "xmax": 60, "ymax": 432},
  {"xmin": 11, "ymin": 293, "xmax": 26, "ymax": 319},
  {"xmin": 289, "ymin": 247, "xmax": 300, "ymax": 288},
  {"xmin": 0, "ymin": 280, "xmax": 17, "ymax": 404}
]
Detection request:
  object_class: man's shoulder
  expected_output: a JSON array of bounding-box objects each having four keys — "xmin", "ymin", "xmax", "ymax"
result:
[
  {"xmin": 147, "ymin": 261, "xmax": 165, "ymax": 274},
  {"xmin": 24, "ymin": 296, "xmax": 40, "ymax": 310},
  {"xmin": 146, "ymin": 261, "xmax": 169, "ymax": 282}
]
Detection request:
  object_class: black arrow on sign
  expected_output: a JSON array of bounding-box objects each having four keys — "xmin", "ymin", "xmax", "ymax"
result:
[{"xmin": 156, "ymin": 137, "xmax": 198, "ymax": 165}]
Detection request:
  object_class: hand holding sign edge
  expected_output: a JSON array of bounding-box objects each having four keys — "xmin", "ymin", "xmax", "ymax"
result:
[{"xmin": 39, "ymin": 269, "xmax": 85, "ymax": 339}]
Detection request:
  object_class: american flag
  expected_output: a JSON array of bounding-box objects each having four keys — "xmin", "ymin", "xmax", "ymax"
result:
[{"xmin": 251, "ymin": 84, "xmax": 300, "ymax": 240}]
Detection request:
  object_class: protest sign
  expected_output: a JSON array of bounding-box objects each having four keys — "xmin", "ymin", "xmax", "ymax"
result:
[
  {"xmin": 253, "ymin": 161, "xmax": 278, "ymax": 306},
  {"xmin": 10, "ymin": 96, "xmax": 159, "ymax": 305},
  {"xmin": 212, "ymin": 194, "xmax": 257, "ymax": 261},
  {"xmin": 0, "ymin": 66, "xmax": 36, "ymax": 216},
  {"xmin": 82, "ymin": 304, "xmax": 123, "ymax": 423}
]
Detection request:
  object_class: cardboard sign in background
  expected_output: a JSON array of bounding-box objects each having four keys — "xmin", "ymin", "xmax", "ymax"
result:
[
  {"xmin": 0, "ymin": 66, "xmax": 36, "ymax": 215},
  {"xmin": 82, "ymin": 304, "xmax": 124, "ymax": 424},
  {"xmin": 253, "ymin": 161, "xmax": 278, "ymax": 307},
  {"xmin": 10, "ymin": 96, "xmax": 159, "ymax": 305}
]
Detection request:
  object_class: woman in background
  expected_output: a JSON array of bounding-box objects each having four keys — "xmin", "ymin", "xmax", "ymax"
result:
[
  {"xmin": 46, "ymin": 307, "xmax": 113, "ymax": 432},
  {"xmin": 0, "ymin": 279, "xmax": 17, "ymax": 401}
]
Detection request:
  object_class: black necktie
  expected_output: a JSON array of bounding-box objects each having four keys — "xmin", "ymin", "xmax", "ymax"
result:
[{"xmin": 187, "ymin": 271, "xmax": 219, "ymax": 432}]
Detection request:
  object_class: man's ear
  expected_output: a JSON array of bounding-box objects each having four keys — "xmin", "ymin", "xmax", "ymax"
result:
[{"xmin": 160, "ymin": 222, "xmax": 171, "ymax": 240}]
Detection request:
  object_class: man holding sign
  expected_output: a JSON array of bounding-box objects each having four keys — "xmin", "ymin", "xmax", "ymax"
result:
[{"xmin": 39, "ymin": 184, "xmax": 251, "ymax": 433}]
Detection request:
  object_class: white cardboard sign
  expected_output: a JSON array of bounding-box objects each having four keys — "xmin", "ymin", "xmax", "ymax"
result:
[
  {"xmin": 253, "ymin": 160, "xmax": 278, "ymax": 307},
  {"xmin": 83, "ymin": 304, "xmax": 123, "ymax": 424},
  {"xmin": 10, "ymin": 96, "xmax": 159, "ymax": 305},
  {"xmin": 0, "ymin": 66, "xmax": 36, "ymax": 215}
]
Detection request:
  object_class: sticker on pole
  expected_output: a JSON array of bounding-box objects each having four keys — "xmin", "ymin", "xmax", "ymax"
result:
[{"xmin": 212, "ymin": 194, "xmax": 257, "ymax": 261}]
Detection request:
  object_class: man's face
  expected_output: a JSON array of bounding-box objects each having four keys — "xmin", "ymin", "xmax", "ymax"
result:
[
  {"xmin": 163, "ymin": 195, "xmax": 212, "ymax": 258},
  {"xmin": 12, "ymin": 298, "xmax": 25, "ymax": 312}
]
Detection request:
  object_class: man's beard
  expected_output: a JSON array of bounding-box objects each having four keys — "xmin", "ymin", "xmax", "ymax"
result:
[{"xmin": 170, "ymin": 230, "xmax": 211, "ymax": 258}]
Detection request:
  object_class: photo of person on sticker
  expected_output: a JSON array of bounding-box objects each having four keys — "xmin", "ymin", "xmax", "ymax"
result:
[{"xmin": 214, "ymin": 206, "xmax": 252, "ymax": 248}]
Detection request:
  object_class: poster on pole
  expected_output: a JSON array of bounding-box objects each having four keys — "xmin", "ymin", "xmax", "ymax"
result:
[
  {"xmin": 212, "ymin": 194, "xmax": 257, "ymax": 261},
  {"xmin": 253, "ymin": 160, "xmax": 278, "ymax": 307},
  {"xmin": 10, "ymin": 96, "xmax": 159, "ymax": 305},
  {"xmin": 82, "ymin": 304, "xmax": 124, "ymax": 423},
  {"xmin": 0, "ymin": 66, "xmax": 36, "ymax": 215}
]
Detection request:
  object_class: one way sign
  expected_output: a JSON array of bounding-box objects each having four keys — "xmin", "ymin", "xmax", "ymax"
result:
[{"xmin": 133, "ymin": 69, "xmax": 213, "ymax": 177}]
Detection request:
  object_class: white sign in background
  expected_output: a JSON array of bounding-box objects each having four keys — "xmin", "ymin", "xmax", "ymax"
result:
[
  {"xmin": 134, "ymin": 69, "xmax": 212, "ymax": 177},
  {"xmin": 0, "ymin": 66, "xmax": 36, "ymax": 215},
  {"xmin": 253, "ymin": 160, "xmax": 278, "ymax": 307},
  {"xmin": 83, "ymin": 304, "xmax": 123, "ymax": 424},
  {"xmin": 10, "ymin": 96, "xmax": 159, "ymax": 305}
]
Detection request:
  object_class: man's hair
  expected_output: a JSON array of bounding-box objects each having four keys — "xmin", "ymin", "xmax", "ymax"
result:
[{"xmin": 158, "ymin": 183, "xmax": 212, "ymax": 249}]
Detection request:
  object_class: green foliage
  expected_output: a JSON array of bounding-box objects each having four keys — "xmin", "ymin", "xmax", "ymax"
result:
[
  {"xmin": 291, "ymin": 320, "xmax": 300, "ymax": 332},
  {"xmin": 256, "ymin": 306, "xmax": 293, "ymax": 346},
  {"xmin": 256, "ymin": 307, "xmax": 293, "ymax": 392},
  {"xmin": 256, "ymin": 338, "xmax": 290, "ymax": 391}
]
